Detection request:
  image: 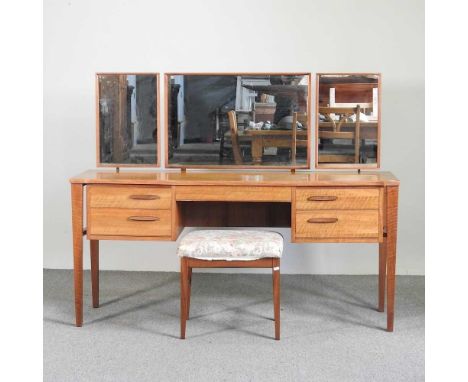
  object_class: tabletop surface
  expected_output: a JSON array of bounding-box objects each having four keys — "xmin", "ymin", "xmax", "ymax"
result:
[{"xmin": 70, "ymin": 170, "xmax": 399, "ymax": 186}]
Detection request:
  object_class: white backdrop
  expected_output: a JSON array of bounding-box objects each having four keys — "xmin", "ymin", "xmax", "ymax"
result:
[{"xmin": 44, "ymin": 0, "xmax": 424, "ymax": 274}]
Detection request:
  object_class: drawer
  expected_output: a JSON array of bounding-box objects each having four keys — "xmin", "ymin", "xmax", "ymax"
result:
[
  {"xmin": 295, "ymin": 210, "xmax": 380, "ymax": 239},
  {"xmin": 176, "ymin": 186, "xmax": 291, "ymax": 202},
  {"xmin": 88, "ymin": 208, "xmax": 172, "ymax": 237},
  {"xmin": 296, "ymin": 188, "xmax": 380, "ymax": 210},
  {"xmin": 88, "ymin": 185, "xmax": 172, "ymax": 210}
]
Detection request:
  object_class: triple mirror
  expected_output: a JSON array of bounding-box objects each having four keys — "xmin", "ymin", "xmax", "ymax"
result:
[
  {"xmin": 316, "ymin": 73, "xmax": 381, "ymax": 168},
  {"xmin": 166, "ymin": 73, "xmax": 311, "ymax": 168},
  {"xmin": 96, "ymin": 73, "xmax": 159, "ymax": 166},
  {"xmin": 95, "ymin": 72, "xmax": 381, "ymax": 169}
]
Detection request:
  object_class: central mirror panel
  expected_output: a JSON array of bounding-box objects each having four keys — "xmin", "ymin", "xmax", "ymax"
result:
[
  {"xmin": 166, "ymin": 73, "xmax": 310, "ymax": 168},
  {"xmin": 316, "ymin": 73, "xmax": 381, "ymax": 169}
]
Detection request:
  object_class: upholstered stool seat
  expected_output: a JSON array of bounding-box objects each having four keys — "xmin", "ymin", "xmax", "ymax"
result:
[
  {"xmin": 177, "ymin": 230, "xmax": 283, "ymax": 260},
  {"xmin": 178, "ymin": 229, "xmax": 283, "ymax": 340}
]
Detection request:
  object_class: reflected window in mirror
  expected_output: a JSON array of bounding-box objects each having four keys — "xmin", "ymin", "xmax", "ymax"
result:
[
  {"xmin": 316, "ymin": 73, "xmax": 380, "ymax": 169},
  {"xmin": 166, "ymin": 73, "xmax": 310, "ymax": 168},
  {"xmin": 97, "ymin": 73, "xmax": 158, "ymax": 166}
]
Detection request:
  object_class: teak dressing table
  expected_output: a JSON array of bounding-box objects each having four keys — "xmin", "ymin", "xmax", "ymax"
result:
[
  {"xmin": 73, "ymin": 72, "xmax": 398, "ymax": 332},
  {"xmin": 70, "ymin": 170, "xmax": 399, "ymax": 331}
]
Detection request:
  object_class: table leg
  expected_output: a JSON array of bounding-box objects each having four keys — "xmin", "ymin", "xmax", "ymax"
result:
[
  {"xmin": 180, "ymin": 258, "xmax": 188, "ymax": 339},
  {"xmin": 71, "ymin": 184, "xmax": 84, "ymax": 327},
  {"xmin": 385, "ymin": 186, "xmax": 399, "ymax": 332},
  {"xmin": 378, "ymin": 241, "xmax": 386, "ymax": 312},
  {"xmin": 90, "ymin": 240, "xmax": 99, "ymax": 308},
  {"xmin": 251, "ymin": 137, "xmax": 263, "ymax": 164}
]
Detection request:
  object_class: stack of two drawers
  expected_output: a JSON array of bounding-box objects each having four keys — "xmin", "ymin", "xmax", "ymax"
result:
[
  {"xmin": 87, "ymin": 185, "xmax": 172, "ymax": 239},
  {"xmin": 294, "ymin": 188, "xmax": 383, "ymax": 242}
]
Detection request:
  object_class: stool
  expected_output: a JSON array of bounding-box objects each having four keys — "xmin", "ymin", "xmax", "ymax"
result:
[{"xmin": 177, "ymin": 230, "xmax": 283, "ymax": 340}]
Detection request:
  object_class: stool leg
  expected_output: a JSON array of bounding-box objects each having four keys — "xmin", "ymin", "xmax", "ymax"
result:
[
  {"xmin": 272, "ymin": 259, "xmax": 280, "ymax": 340},
  {"xmin": 180, "ymin": 258, "xmax": 188, "ymax": 339},
  {"xmin": 187, "ymin": 267, "xmax": 192, "ymax": 320}
]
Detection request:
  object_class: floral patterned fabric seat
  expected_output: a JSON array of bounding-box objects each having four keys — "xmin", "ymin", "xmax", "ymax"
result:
[{"xmin": 177, "ymin": 230, "xmax": 283, "ymax": 261}]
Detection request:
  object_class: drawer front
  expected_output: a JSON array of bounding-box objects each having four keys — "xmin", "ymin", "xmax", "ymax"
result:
[
  {"xmin": 296, "ymin": 188, "xmax": 380, "ymax": 210},
  {"xmin": 295, "ymin": 210, "xmax": 380, "ymax": 239},
  {"xmin": 176, "ymin": 186, "xmax": 291, "ymax": 202},
  {"xmin": 88, "ymin": 208, "xmax": 172, "ymax": 237},
  {"xmin": 88, "ymin": 185, "xmax": 172, "ymax": 210}
]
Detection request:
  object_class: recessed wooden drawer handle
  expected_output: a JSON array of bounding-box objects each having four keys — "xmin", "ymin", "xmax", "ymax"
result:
[
  {"xmin": 127, "ymin": 216, "xmax": 160, "ymax": 222},
  {"xmin": 307, "ymin": 217, "xmax": 338, "ymax": 224},
  {"xmin": 307, "ymin": 195, "xmax": 338, "ymax": 201},
  {"xmin": 129, "ymin": 195, "xmax": 160, "ymax": 200}
]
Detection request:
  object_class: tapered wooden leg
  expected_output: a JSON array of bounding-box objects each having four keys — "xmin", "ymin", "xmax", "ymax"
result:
[
  {"xmin": 90, "ymin": 240, "xmax": 99, "ymax": 308},
  {"xmin": 378, "ymin": 241, "xmax": 386, "ymax": 312},
  {"xmin": 186, "ymin": 267, "xmax": 192, "ymax": 320},
  {"xmin": 385, "ymin": 186, "xmax": 399, "ymax": 332},
  {"xmin": 180, "ymin": 258, "xmax": 188, "ymax": 339},
  {"xmin": 272, "ymin": 259, "xmax": 281, "ymax": 340},
  {"xmin": 71, "ymin": 184, "xmax": 84, "ymax": 327}
]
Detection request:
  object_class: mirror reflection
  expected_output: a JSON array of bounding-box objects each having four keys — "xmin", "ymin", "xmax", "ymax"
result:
[
  {"xmin": 98, "ymin": 73, "xmax": 158, "ymax": 165},
  {"xmin": 167, "ymin": 74, "xmax": 310, "ymax": 167},
  {"xmin": 317, "ymin": 74, "xmax": 380, "ymax": 167}
]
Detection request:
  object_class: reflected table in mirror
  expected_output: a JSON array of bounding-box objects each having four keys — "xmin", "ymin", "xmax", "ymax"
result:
[{"xmin": 224, "ymin": 129, "xmax": 308, "ymax": 165}]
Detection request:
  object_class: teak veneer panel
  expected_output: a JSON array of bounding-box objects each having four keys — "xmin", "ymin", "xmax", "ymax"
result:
[
  {"xmin": 88, "ymin": 208, "xmax": 171, "ymax": 237},
  {"xmin": 88, "ymin": 185, "xmax": 171, "ymax": 210},
  {"xmin": 295, "ymin": 210, "xmax": 380, "ymax": 240},
  {"xmin": 175, "ymin": 186, "xmax": 291, "ymax": 202},
  {"xmin": 296, "ymin": 188, "xmax": 380, "ymax": 210}
]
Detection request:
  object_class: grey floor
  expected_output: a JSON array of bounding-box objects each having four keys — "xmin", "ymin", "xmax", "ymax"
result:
[{"xmin": 44, "ymin": 270, "xmax": 424, "ymax": 382}]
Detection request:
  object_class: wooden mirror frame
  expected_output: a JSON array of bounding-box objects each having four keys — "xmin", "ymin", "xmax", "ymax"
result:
[
  {"xmin": 164, "ymin": 72, "xmax": 312, "ymax": 170},
  {"xmin": 96, "ymin": 72, "xmax": 160, "ymax": 168},
  {"xmin": 315, "ymin": 73, "xmax": 381, "ymax": 170}
]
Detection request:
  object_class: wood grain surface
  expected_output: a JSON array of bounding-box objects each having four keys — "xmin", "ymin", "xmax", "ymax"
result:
[
  {"xmin": 88, "ymin": 185, "xmax": 171, "ymax": 209},
  {"xmin": 296, "ymin": 188, "xmax": 380, "ymax": 210},
  {"xmin": 88, "ymin": 208, "xmax": 171, "ymax": 237},
  {"xmin": 295, "ymin": 210, "xmax": 380, "ymax": 239}
]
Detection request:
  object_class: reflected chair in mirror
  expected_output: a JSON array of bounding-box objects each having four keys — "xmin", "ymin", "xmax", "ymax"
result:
[
  {"xmin": 325, "ymin": 103, "xmax": 376, "ymax": 163},
  {"xmin": 291, "ymin": 112, "xmax": 308, "ymax": 164},
  {"xmin": 227, "ymin": 110, "xmax": 244, "ymax": 165},
  {"xmin": 318, "ymin": 106, "xmax": 362, "ymax": 164},
  {"xmin": 178, "ymin": 230, "xmax": 283, "ymax": 340}
]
